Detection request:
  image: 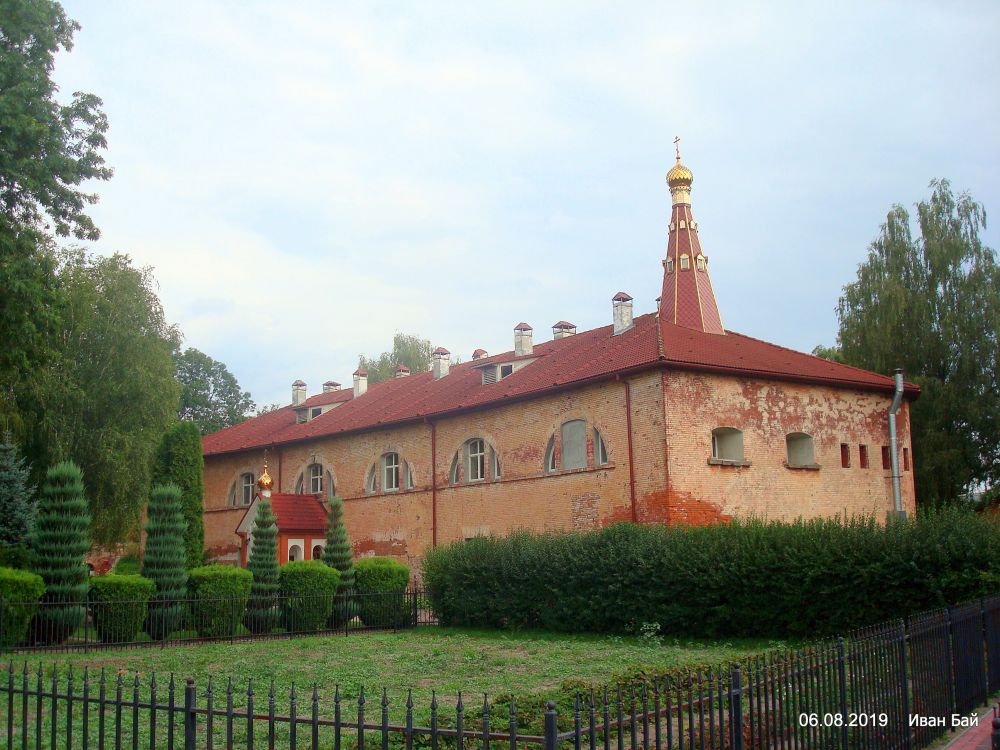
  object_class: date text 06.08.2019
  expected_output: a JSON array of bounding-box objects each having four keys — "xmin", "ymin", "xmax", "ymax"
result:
[{"xmin": 798, "ymin": 713, "xmax": 888, "ymax": 728}]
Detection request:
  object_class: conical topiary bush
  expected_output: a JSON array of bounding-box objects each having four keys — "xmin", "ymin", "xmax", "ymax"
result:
[
  {"xmin": 29, "ymin": 462, "xmax": 91, "ymax": 644},
  {"xmin": 323, "ymin": 495, "xmax": 354, "ymax": 625},
  {"xmin": 244, "ymin": 499, "xmax": 279, "ymax": 633},
  {"xmin": 141, "ymin": 484, "xmax": 187, "ymax": 639}
]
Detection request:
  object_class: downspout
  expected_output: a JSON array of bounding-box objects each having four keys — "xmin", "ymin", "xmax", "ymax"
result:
[
  {"xmin": 888, "ymin": 368, "xmax": 905, "ymax": 519},
  {"xmin": 426, "ymin": 418, "xmax": 438, "ymax": 547},
  {"xmin": 618, "ymin": 376, "xmax": 638, "ymax": 523}
]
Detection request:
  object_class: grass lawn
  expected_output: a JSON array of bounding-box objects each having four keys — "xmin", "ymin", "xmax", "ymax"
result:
[{"xmin": 7, "ymin": 626, "xmax": 783, "ymax": 707}]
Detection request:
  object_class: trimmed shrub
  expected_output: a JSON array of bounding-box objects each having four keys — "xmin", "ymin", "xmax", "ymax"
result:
[
  {"xmin": 422, "ymin": 509, "xmax": 1000, "ymax": 639},
  {"xmin": 354, "ymin": 557, "xmax": 410, "ymax": 628},
  {"xmin": 29, "ymin": 462, "xmax": 91, "ymax": 644},
  {"xmin": 187, "ymin": 565, "xmax": 252, "ymax": 638},
  {"xmin": 279, "ymin": 561, "xmax": 339, "ymax": 632},
  {"xmin": 141, "ymin": 484, "xmax": 188, "ymax": 639},
  {"xmin": 112, "ymin": 556, "xmax": 140, "ymax": 576},
  {"xmin": 322, "ymin": 495, "xmax": 355, "ymax": 626},
  {"xmin": 245, "ymin": 499, "xmax": 280, "ymax": 634},
  {"xmin": 0, "ymin": 546, "xmax": 29, "ymax": 570},
  {"xmin": 0, "ymin": 567, "xmax": 45, "ymax": 648},
  {"xmin": 89, "ymin": 575, "xmax": 155, "ymax": 644},
  {"xmin": 151, "ymin": 422, "xmax": 205, "ymax": 569}
]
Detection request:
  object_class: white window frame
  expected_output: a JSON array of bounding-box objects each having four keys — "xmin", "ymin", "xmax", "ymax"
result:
[
  {"xmin": 594, "ymin": 428, "xmax": 609, "ymax": 466},
  {"xmin": 711, "ymin": 427, "xmax": 745, "ymax": 464},
  {"xmin": 466, "ymin": 439, "xmax": 485, "ymax": 482},
  {"xmin": 545, "ymin": 437, "xmax": 557, "ymax": 473},
  {"xmin": 491, "ymin": 447, "xmax": 501, "ymax": 479},
  {"xmin": 680, "ymin": 254, "xmax": 690, "ymax": 270},
  {"xmin": 309, "ymin": 463, "xmax": 324, "ymax": 494},
  {"xmin": 382, "ymin": 452, "xmax": 400, "ymax": 492},
  {"xmin": 240, "ymin": 473, "xmax": 255, "ymax": 505}
]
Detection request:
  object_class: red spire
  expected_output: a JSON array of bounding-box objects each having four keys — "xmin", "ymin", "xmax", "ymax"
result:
[{"xmin": 658, "ymin": 143, "xmax": 725, "ymax": 335}]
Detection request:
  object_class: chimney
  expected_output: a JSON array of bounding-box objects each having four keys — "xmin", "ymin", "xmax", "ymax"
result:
[
  {"xmin": 612, "ymin": 292, "xmax": 634, "ymax": 335},
  {"xmin": 352, "ymin": 369, "xmax": 368, "ymax": 397},
  {"xmin": 432, "ymin": 347, "xmax": 450, "ymax": 379},
  {"xmin": 395, "ymin": 364, "xmax": 411, "ymax": 378},
  {"xmin": 472, "ymin": 348, "xmax": 488, "ymax": 361},
  {"xmin": 514, "ymin": 322, "xmax": 533, "ymax": 356},
  {"xmin": 292, "ymin": 380, "xmax": 307, "ymax": 406},
  {"xmin": 552, "ymin": 321, "xmax": 577, "ymax": 340},
  {"xmin": 322, "ymin": 380, "xmax": 341, "ymax": 393}
]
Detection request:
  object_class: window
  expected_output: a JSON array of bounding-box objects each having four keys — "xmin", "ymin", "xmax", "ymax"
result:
[
  {"xmin": 903, "ymin": 447, "xmax": 910, "ymax": 471},
  {"xmin": 840, "ymin": 443, "xmax": 851, "ymax": 468},
  {"xmin": 467, "ymin": 439, "xmax": 485, "ymax": 481},
  {"xmin": 500, "ymin": 364, "xmax": 513, "ymax": 378},
  {"xmin": 404, "ymin": 461, "xmax": 414, "ymax": 489},
  {"xmin": 382, "ymin": 452, "xmax": 400, "ymax": 491},
  {"xmin": 679, "ymin": 254, "xmax": 690, "ymax": 270},
  {"xmin": 666, "ymin": 258, "xmax": 675, "ymax": 273},
  {"xmin": 561, "ymin": 420, "xmax": 587, "ymax": 470},
  {"xmin": 695, "ymin": 254, "xmax": 706, "ymax": 271},
  {"xmin": 881, "ymin": 446, "xmax": 891, "ymax": 470},
  {"xmin": 492, "ymin": 447, "xmax": 501, "ymax": 478},
  {"xmin": 295, "ymin": 464, "xmax": 334, "ymax": 498},
  {"xmin": 309, "ymin": 463, "xmax": 323, "ymax": 493},
  {"xmin": 366, "ymin": 466, "xmax": 377, "ymax": 494},
  {"xmin": 288, "ymin": 544, "xmax": 302, "ymax": 562},
  {"xmin": 545, "ymin": 437, "xmax": 557, "ymax": 473},
  {"xmin": 449, "ymin": 453, "xmax": 461, "ymax": 484},
  {"xmin": 310, "ymin": 407, "xmax": 322, "ymax": 419},
  {"xmin": 785, "ymin": 432, "xmax": 816, "ymax": 468},
  {"xmin": 859, "ymin": 445, "xmax": 869, "ymax": 469},
  {"xmin": 312, "ymin": 545, "xmax": 324, "ymax": 560},
  {"xmin": 711, "ymin": 428, "xmax": 745, "ymax": 464},
  {"xmin": 240, "ymin": 473, "xmax": 255, "ymax": 505},
  {"xmin": 594, "ymin": 428, "xmax": 609, "ymax": 466}
]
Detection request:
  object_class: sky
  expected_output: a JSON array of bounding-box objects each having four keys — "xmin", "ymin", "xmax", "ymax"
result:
[{"xmin": 55, "ymin": 1, "xmax": 1000, "ymax": 409}]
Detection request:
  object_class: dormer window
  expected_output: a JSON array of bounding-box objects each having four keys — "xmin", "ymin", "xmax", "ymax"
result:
[
  {"xmin": 480, "ymin": 361, "xmax": 519, "ymax": 385},
  {"xmin": 695, "ymin": 254, "xmax": 706, "ymax": 271},
  {"xmin": 666, "ymin": 258, "xmax": 675, "ymax": 273},
  {"xmin": 310, "ymin": 407, "xmax": 322, "ymax": 419},
  {"xmin": 679, "ymin": 254, "xmax": 690, "ymax": 270}
]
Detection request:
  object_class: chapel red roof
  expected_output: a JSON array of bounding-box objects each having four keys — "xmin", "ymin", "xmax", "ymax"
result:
[
  {"xmin": 203, "ymin": 314, "xmax": 918, "ymax": 457},
  {"xmin": 265, "ymin": 493, "xmax": 328, "ymax": 531}
]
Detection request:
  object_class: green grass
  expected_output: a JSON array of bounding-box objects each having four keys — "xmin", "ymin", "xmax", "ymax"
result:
[{"xmin": 1, "ymin": 627, "xmax": 784, "ymax": 747}]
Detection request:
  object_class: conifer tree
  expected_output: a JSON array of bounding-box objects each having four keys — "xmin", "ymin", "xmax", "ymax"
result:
[
  {"xmin": 323, "ymin": 495, "xmax": 354, "ymax": 624},
  {"xmin": 151, "ymin": 422, "xmax": 205, "ymax": 568},
  {"xmin": 0, "ymin": 431, "xmax": 36, "ymax": 549},
  {"xmin": 244, "ymin": 498, "xmax": 280, "ymax": 633},
  {"xmin": 29, "ymin": 462, "xmax": 90, "ymax": 643},
  {"xmin": 141, "ymin": 484, "xmax": 187, "ymax": 639}
]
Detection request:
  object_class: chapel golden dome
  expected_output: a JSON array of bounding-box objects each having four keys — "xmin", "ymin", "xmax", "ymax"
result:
[
  {"xmin": 666, "ymin": 135, "xmax": 694, "ymax": 191},
  {"xmin": 257, "ymin": 464, "xmax": 273, "ymax": 491}
]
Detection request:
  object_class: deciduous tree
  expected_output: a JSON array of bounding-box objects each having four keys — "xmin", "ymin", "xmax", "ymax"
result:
[
  {"xmin": 358, "ymin": 333, "xmax": 439, "ymax": 384},
  {"xmin": 175, "ymin": 347, "xmax": 255, "ymax": 434},
  {"xmin": 831, "ymin": 180, "xmax": 1000, "ymax": 503},
  {"xmin": 151, "ymin": 422, "xmax": 205, "ymax": 569}
]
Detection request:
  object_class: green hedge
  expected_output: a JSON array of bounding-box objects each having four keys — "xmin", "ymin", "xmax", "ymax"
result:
[
  {"xmin": 0, "ymin": 567, "xmax": 45, "ymax": 648},
  {"xmin": 187, "ymin": 565, "xmax": 253, "ymax": 638},
  {"xmin": 112, "ymin": 556, "xmax": 140, "ymax": 576},
  {"xmin": 422, "ymin": 510, "xmax": 1000, "ymax": 638},
  {"xmin": 89, "ymin": 575, "xmax": 155, "ymax": 644},
  {"xmin": 0, "ymin": 546, "xmax": 29, "ymax": 571},
  {"xmin": 279, "ymin": 561, "xmax": 339, "ymax": 632},
  {"xmin": 354, "ymin": 557, "xmax": 410, "ymax": 628}
]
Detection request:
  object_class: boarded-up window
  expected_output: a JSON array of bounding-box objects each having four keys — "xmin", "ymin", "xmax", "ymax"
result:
[
  {"xmin": 561, "ymin": 420, "xmax": 587, "ymax": 470},
  {"xmin": 881, "ymin": 446, "xmax": 891, "ymax": 470},
  {"xmin": 786, "ymin": 433, "xmax": 815, "ymax": 467},
  {"xmin": 711, "ymin": 428, "xmax": 744, "ymax": 462},
  {"xmin": 859, "ymin": 445, "xmax": 869, "ymax": 469},
  {"xmin": 840, "ymin": 443, "xmax": 851, "ymax": 468},
  {"xmin": 903, "ymin": 447, "xmax": 910, "ymax": 471}
]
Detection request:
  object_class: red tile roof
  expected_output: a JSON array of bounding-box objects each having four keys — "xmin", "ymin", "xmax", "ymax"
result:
[
  {"xmin": 267, "ymin": 493, "xmax": 328, "ymax": 531},
  {"xmin": 203, "ymin": 313, "xmax": 919, "ymax": 457}
]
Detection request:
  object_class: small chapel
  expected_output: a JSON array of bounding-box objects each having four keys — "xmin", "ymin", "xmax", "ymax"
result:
[{"xmin": 203, "ymin": 146, "xmax": 919, "ymax": 569}]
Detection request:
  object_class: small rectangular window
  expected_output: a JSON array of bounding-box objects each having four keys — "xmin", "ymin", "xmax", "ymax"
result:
[
  {"xmin": 309, "ymin": 464, "xmax": 323, "ymax": 494},
  {"xmin": 311, "ymin": 407, "xmax": 322, "ymax": 419},
  {"xmin": 859, "ymin": 445, "xmax": 869, "ymax": 469},
  {"xmin": 500, "ymin": 364, "xmax": 513, "ymax": 378},
  {"xmin": 840, "ymin": 443, "xmax": 851, "ymax": 468},
  {"xmin": 383, "ymin": 454, "xmax": 400, "ymax": 491},
  {"xmin": 903, "ymin": 447, "xmax": 910, "ymax": 471},
  {"xmin": 467, "ymin": 440, "xmax": 485, "ymax": 481},
  {"xmin": 881, "ymin": 446, "xmax": 891, "ymax": 470}
]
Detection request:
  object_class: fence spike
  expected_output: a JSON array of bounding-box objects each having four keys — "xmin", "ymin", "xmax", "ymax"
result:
[
  {"xmin": 406, "ymin": 688, "xmax": 413, "ymax": 710},
  {"xmin": 382, "ymin": 687, "xmax": 389, "ymax": 708},
  {"xmin": 430, "ymin": 689, "xmax": 436, "ymax": 710},
  {"xmin": 457, "ymin": 690, "xmax": 464, "ymax": 711}
]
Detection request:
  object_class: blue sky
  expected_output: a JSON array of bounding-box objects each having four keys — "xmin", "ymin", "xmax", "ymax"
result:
[{"xmin": 56, "ymin": 1, "xmax": 1000, "ymax": 408}]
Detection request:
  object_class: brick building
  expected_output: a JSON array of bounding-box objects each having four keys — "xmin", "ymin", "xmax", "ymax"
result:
[{"xmin": 201, "ymin": 150, "xmax": 919, "ymax": 569}]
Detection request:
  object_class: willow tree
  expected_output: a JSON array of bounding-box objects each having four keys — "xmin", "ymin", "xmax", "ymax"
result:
[{"xmin": 832, "ymin": 179, "xmax": 1000, "ymax": 503}]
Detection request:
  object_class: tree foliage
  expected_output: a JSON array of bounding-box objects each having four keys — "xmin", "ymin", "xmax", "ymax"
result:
[
  {"xmin": 175, "ymin": 347, "xmax": 255, "ymax": 435},
  {"xmin": 832, "ymin": 180, "xmax": 1000, "ymax": 503},
  {"xmin": 29, "ymin": 461, "xmax": 90, "ymax": 643},
  {"xmin": 323, "ymin": 495, "xmax": 354, "ymax": 625},
  {"xmin": 0, "ymin": 431, "xmax": 36, "ymax": 548},
  {"xmin": 0, "ymin": 0, "xmax": 112, "ymax": 240},
  {"xmin": 151, "ymin": 422, "xmax": 205, "ymax": 569},
  {"xmin": 358, "ymin": 333, "xmax": 437, "ymax": 384},
  {"xmin": 141, "ymin": 484, "xmax": 187, "ymax": 639},
  {"xmin": 39, "ymin": 251, "xmax": 180, "ymax": 543},
  {"xmin": 244, "ymin": 498, "xmax": 279, "ymax": 634}
]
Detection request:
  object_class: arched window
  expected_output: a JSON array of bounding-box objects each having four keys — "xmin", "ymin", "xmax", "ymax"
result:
[
  {"xmin": 449, "ymin": 439, "xmax": 501, "ymax": 484},
  {"xmin": 679, "ymin": 254, "xmax": 690, "ymax": 270},
  {"xmin": 295, "ymin": 463, "xmax": 335, "ymax": 498},
  {"xmin": 710, "ymin": 427, "xmax": 745, "ymax": 464},
  {"xmin": 785, "ymin": 432, "xmax": 816, "ymax": 468},
  {"xmin": 382, "ymin": 452, "xmax": 400, "ymax": 491},
  {"xmin": 544, "ymin": 420, "xmax": 608, "ymax": 473},
  {"xmin": 366, "ymin": 452, "xmax": 414, "ymax": 494},
  {"xmin": 544, "ymin": 437, "xmax": 557, "ymax": 473},
  {"xmin": 229, "ymin": 472, "xmax": 256, "ymax": 507},
  {"xmin": 594, "ymin": 428, "xmax": 609, "ymax": 466},
  {"xmin": 288, "ymin": 544, "xmax": 302, "ymax": 562},
  {"xmin": 366, "ymin": 465, "xmax": 377, "ymax": 494},
  {"xmin": 312, "ymin": 545, "xmax": 324, "ymax": 560}
]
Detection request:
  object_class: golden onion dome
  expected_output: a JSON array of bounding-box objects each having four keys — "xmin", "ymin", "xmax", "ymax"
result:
[
  {"xmin": 666, "ymin": 158, "xmax": 693, "ymax": 190},
  {"xmin": 257, "ymin": 464, "xmax": 273, "ymax": 491}
]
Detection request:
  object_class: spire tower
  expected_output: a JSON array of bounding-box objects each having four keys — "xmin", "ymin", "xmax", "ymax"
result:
[{"xmin": 658, "ymin": 140, "xmax": 725, "ymax": 335}]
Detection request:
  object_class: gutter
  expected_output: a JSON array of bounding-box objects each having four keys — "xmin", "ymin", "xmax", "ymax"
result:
[{"xmin": 888, "ymin": 369, "xmax": 906, "ymax": 519}]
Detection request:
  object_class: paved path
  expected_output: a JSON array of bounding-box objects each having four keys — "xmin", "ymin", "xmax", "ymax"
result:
[{"xmin": 944, "ymin": 706, "xmax": 996, "ymax": 750}]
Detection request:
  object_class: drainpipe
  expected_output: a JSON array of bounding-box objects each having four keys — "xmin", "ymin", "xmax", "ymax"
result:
[
  {"xmin": 426, "ymin": 418, "xmax": 438, "ymax": 547},
  {"xmin": 888, "ymin": 369, "xmax": 905, "ymax": 520},
  {"xmin": 617, "ymin": 375, "xmax": 638, "ymax": 523}
]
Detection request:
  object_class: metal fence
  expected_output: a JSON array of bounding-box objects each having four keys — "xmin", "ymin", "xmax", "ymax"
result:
[
  {"xmin": 0, "ymin": 590, "xmax": 437, "ymax": 653},
  {"xmin": 0, "ymin": 595, "xmax": 997, "ymax": 749}
]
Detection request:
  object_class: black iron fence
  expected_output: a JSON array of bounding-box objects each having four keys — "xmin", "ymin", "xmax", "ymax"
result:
[
  {"xmin": 0, "ymin": 590, "xmax": 436, "ymax": 653},
  {"xmin": 0, "ymin": 595, "xmax": 997, "ymax": 749}
]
